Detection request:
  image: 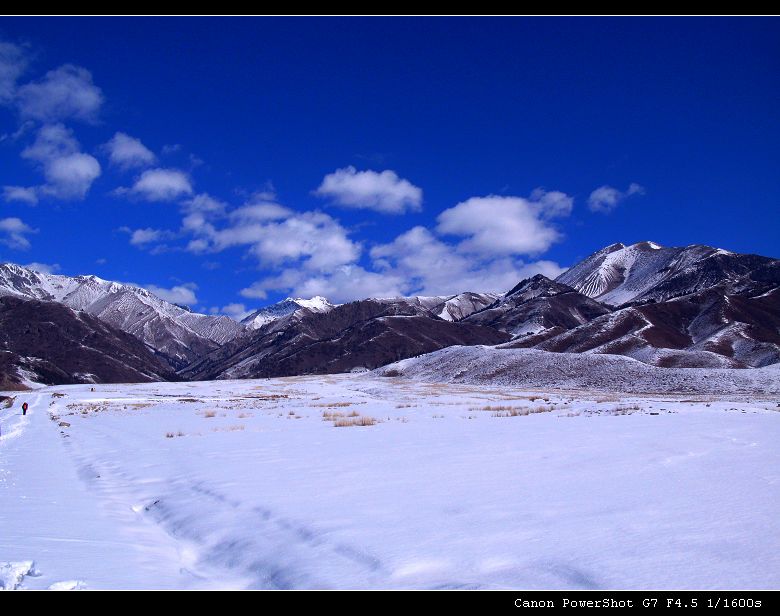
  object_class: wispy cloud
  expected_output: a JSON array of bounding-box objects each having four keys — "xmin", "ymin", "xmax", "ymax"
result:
[
  {"xmin": 15, "ymin": 123, "xmax": 101, "ymax": 200},
  {"xmin": 314, "ymin": 166, "xmax": 423, "ymax": 214},
  {"xmin": 120, "ymin": 226, "xmax": 175, "ymax": 248},
  {"xmin": 0, "ymin": 40, "xmax": 28, "ymax": 102},
  {"xmin": 588, "ymin": 183, "xmax": 645, "ymax": 213},
  {"xmin": 16, "ymin": 64, "xmax": 103, "ymax": 123},
  {"xmin": 209, "ymin": 302, "xmax": 252, "ymax": 320},
  {"xmin": 183, "ymin": 194, "xmax": 360, "ymax": 272},
  {"xmin": 0, "ymin": 217, "xmax": 36, "ymax": 250},
  {"xmin": 23, "ymin": 261, "xmax": 60, "ymax": 274},
  {"xmin": 123, "ymin": 168, "xmax": 193, "ymax": 202},
  {"xmin": 103, "ymin": 132, "xmax": 156, "ymax": 170},
  {"xmin": 144, "ymin": 282, "xmax": 198, "ymax": 306},
  {"xmin": 2, "ymin": 185, "xmax": 38, "ymax": 205}
]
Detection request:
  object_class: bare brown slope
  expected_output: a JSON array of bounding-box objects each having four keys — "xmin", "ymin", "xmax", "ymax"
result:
[
  {"xmin": 465, "ymin": 275, "xmax": 611, "ymax": 335},
  {"xmin": 508, "ymin": 285, "xmax": 780, "ymax": 368},
  {"xmin": 182, "ymin": 298, "xmax": 510, "ymax": 380},
  {"xmin": 0, "ymin": 296, "xmax": 178, "ymax": 386}
]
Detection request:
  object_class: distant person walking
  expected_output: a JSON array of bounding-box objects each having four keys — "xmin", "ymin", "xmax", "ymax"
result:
[{"xmin": 22, "ymin": 402, "xmax": 28, "ymax": 416}]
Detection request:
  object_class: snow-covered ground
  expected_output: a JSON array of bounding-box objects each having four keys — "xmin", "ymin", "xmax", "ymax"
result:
[{"xmin": 2, "ymin": 375, "xmax": 779, "ymax": 589}]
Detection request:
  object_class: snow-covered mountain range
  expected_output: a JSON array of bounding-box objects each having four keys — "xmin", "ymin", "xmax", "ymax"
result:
[
  {"xmin": 0, "ymin": 263, "xmax": 243, "ymax": 368},
  {"xmin": 1, "ymin": 239, "xmax": 778, "ymax": 386}
]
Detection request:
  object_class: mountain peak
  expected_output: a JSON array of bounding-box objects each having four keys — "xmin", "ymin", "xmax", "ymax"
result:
[
  {"xmin": 629, "ymin": 240, "xmax": 663, "ymax": 250},
  {"xmin": 557, "ymin": 240, "xmax": 775, "ymax": 306},
  {"xmin": 242, "ymin": 296, "xmax": 335, "ymax": 330}
]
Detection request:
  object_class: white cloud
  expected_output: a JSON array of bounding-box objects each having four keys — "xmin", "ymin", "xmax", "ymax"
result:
[
  {"xmin": 121, "ymin": 227, "xmax": 173, "ymax": 247},
  {"xmin": 370, "ymin": 226, "xmax": 565, "ymax": 297},
  {"xmin": 240, "ymin": 265, "xmax": 406, "ymax": 304},
  {"xmin": 0, "ymin": 217, "xmax": 36, "ymax": 250},
  {"xmin": 144, "ymin": 282, "xmax": 198, "ymax": 306},
  {"xmin": 229, "ymin": 202, "xmax": 293, "ymax": 222},
  {"xmin": 21, "ymin": 122, "xmax": 80, "ymax": 160},
  {"xmin": 314, "ymin": 166, "xmax": 423, "ymax": 214},
  {"xmin": 588, "ymin": 183, "xmax": 645, "ymax": 213},
  {"xmin": 436, "ymin": 191, "xmax": 573, "ymax": 257},
  {"xmin": 0, "ymin": 40, "xmax": 28, "ymax": 102},
  {"xmin": 186, "ymin": 204, "xmax": 360, "ymax": 272},
  {"xmin": 529, "ymin": 188, "xmax": 574, "ymax": 219},
  {"xmin": 128, "ymin": 168, "xmax": 193, "ymax": 202},
  {"xmin": 20, "ymin": 123, "xmax": 101, "ymax": 200},
  {"xmin": 23, "ymin": 261, "xmax": 60, "ymax": 274},
  {"xmin": 42, "ymin": 153, "xmax": 101, "ymax": 199},
  {"xmin": 239, "ymin": 218, "xmax": 567, "ymax": 305},
  {"xmin": 16, "ymin": 64, "xmax": 103, "ymax": 123},
  {"xmin": 103, "ymin": 132, "xmax": 156, "ymax": 169},
  {"xmin": 237, "ymin": 282, "xmax": 269, "ymax": 300},
  {"xmin": 2, "ymin": 185, "xmax": 38, "ymax": 205},
  {"xmin": 182, "ymin": 193, "xmax": 227, "ymax": 215},
  {"xmin": 210, "ymin": 302, "xmax": 252, "ymax": 321}
]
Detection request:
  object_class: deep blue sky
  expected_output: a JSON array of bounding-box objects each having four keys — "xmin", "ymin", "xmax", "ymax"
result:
[{"xmin": 1, "ymin": 17, "xmax": 778, "ymax": 316}]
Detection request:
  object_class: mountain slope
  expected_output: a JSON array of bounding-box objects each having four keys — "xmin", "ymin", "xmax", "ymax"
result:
[
  {"xmin": 241, "ymin": 296, "xmax": 335, "ymax": 330},
  {"xmin": 557, "ymin": 241, "xmax": 779, "ymax": 306},
  {"xmin": 0, "ymin": 263, "xmax": 244, "ymax": 369},
  {"xmin": 507, "ymin": 285, "xmax": 780, "ymax": 368},
  {"xmin": 183, "ymin": 298, "xmax": 510, "ymax": 380},
  {"xmin": 0, "ymin": 295, "xmax": 178, "ymax": 387},
  {"xmin": 464, "ymin": 275, "xmax": 611, "ymax": 336},
  {"xmin": 426, "ymin": 292, "xmax": 500, "ymax": 321}
]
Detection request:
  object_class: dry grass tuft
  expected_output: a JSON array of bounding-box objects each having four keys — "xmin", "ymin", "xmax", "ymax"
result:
[
  {"xmin": 611, "ymin": 405, "xmax": 640, "ymax": 415},
  {"xmin": 322, "ymin": 411, "xmax": 345, "ymax": 421},
  {"xmin": 470, "ymin": 404, "xmax": 520, "ymax": 412},
  {"xmin": 489, "ymin": 405, "xmax": 554, "ymax": 417},
  {"xmin": 333, "ymin": 415, "xmax": 378, "ymax": 427},
  {"xmin": 202, "ymin": 410, "xmax": 217, "ymax": 418}
]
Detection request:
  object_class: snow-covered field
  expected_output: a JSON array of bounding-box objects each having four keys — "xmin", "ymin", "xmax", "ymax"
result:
[{"xmin": 2, "ymin": 374, "xmax": 779, "ymax": 589}]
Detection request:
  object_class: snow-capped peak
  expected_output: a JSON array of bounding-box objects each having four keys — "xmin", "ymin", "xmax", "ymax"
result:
[
  {"xmin": 288, "ymin": 296, "xmax": 333, "ymax": 312},
  {"xmin": 242, "ymin": 296, "xmax": 336, "ymax": 330}
]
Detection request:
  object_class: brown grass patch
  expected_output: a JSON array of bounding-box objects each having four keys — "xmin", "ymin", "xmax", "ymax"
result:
[
  {"xmin": 311, "ymin": 401, "xmax": 364, "ymax": 408},
  {"xmin": 333, "ymin": 415, "xmax": 378, "ymax": 427},
  {"xmin": 488, "ymin": 405, "xmax": 555, "ymax": 417}
]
